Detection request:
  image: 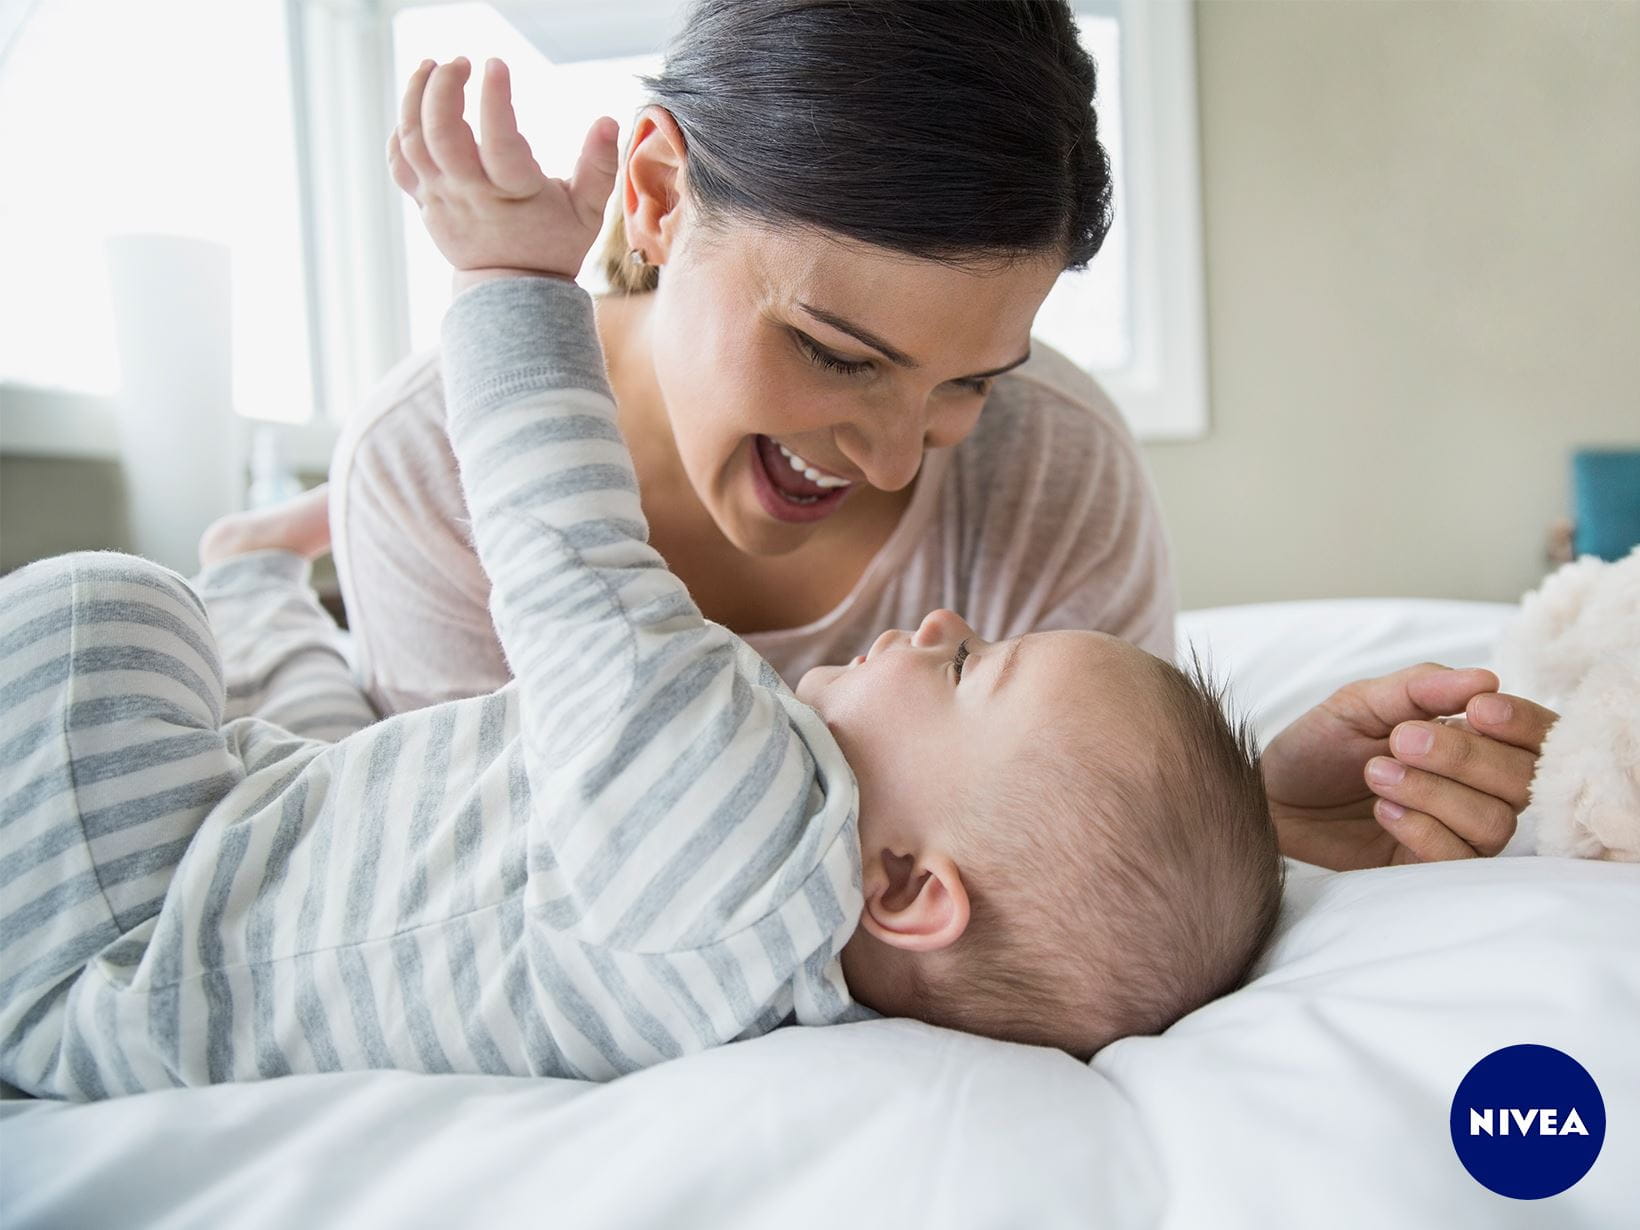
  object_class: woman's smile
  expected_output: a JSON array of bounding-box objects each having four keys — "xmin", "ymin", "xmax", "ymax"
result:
[{"xmin": 747, "ymin": 433, "xmax": 859, "ymax": 523}]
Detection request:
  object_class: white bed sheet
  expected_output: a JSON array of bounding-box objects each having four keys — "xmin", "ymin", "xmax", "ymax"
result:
[{"xmin": 4, "ymin": 598, "xmax": 1636, "ymax": 1229}]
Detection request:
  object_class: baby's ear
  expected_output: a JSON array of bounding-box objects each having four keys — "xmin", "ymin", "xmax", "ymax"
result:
[{"xmin": 859, "ymin": 851, "xmax": 970, "ymax": 953}]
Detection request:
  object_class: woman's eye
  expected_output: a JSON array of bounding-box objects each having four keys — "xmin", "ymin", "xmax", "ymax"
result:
[
  {"xmin": 795, "ymin": 333, "xmax": 873, "ymax": 378},
  {"xmin": 952, "ymin": 638, "xmax": 971, "ymax": 682},
  {"xmin": 795, "ymin": 331, "xmax": 993, "ymax": 396}
]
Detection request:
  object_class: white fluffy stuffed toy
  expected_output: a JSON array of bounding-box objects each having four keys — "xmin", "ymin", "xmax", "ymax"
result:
[{"xmin": 1491, "ymin": 545, "xmax": 1640, "ymax": 861}]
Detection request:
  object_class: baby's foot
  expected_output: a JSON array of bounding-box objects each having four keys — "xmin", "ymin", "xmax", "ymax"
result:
[{"xmin": 199, "ymin": 483, "xmax": 333, "ymax": 567}]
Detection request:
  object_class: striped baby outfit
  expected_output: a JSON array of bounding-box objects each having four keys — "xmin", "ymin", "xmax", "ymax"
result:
[{"xmin": 0, "ymin": 277, "xmax": 869, "ymax": 1100}]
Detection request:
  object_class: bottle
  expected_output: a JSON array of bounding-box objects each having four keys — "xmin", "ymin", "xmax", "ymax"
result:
[{"xmin": 246, "ymin": 425, "xmax": 306, "ymax": 510}]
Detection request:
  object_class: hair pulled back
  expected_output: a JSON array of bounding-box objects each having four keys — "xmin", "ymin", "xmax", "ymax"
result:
[{"xmin": 599, "ymin": 0, "xmax": 1115, "ymax": 293}]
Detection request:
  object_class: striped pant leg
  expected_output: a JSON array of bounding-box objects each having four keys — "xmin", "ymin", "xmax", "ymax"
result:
[
  {"xmin": 0, "ymin": 551, "xmax": 241, "ymax": 1099},
  {"xmin": 193, "ymin": 553, "xmax": 378, "ymax": 743}
]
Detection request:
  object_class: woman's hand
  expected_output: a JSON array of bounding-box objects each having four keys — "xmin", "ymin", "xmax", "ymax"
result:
[
  {"xmin": 387, "ymin": 57, "xmax": 619, "ymax": 286},
  {"xmin": 1262, "ymin": 664, "xmax": 1560, "ymax": 870}
]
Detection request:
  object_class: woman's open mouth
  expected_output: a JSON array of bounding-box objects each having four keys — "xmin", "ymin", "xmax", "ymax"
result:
[{"xmin": 747, "ymin": 434, "xmax": 857, "ymax": 523}]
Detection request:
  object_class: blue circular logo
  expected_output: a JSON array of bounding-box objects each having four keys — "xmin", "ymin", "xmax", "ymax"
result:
[{"xmin": 1450, "ymin": 1044, "xmax": 1605, "ymax": 1200}]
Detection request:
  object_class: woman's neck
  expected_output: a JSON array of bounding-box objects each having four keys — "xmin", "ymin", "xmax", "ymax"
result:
[
  {"xmin": 594, "ymin": 291, "xmax": 674, "ymax": 480},
  {"xmin": 592, "ymin": 291, "xmax": 727, "ymax": 556}
]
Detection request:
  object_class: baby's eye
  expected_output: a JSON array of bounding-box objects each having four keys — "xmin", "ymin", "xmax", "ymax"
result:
[{"xmin": 952, "ymin": 638, "xmax": 970, "ymax": 682}]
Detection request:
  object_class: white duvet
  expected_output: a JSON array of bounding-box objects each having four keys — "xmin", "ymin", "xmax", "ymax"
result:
[{"xmin": 4, "ymin": 599, "xmax": 1637, "ymax": 1228}]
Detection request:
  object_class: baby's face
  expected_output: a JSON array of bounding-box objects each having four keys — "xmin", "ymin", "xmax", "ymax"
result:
[{"xmin": 795, "ymin": 610, "xmax": 1159, "ymax": 848}]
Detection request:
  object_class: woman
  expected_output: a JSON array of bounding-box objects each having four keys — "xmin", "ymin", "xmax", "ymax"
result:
[{"xmin": 223, "ymin": 0, "xmax": 1551, "ymax": 871}]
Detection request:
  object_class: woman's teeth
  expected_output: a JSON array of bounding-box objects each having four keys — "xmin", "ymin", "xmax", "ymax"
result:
[{"xmin": 777, "ymin": 443, "xmax": 852, "ymax": 489}]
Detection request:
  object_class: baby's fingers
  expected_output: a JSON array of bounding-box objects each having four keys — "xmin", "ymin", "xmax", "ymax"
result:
[
  {"xmin": 421, "ymin": 58, "xmax": 485, "ymax": 182},
  {"xmin": 567, "ymin": 115, "xmax": 621, "ymax": 228},
  {"xmin": 396, "ymin": 59, "xmax": 438, "ymax": 183},
  {"xmin": 476, "ymin": 59, "xmax": 541, "ymax": 196},
  {"xmin": 386, "ymin": 129, "xmax": 420, "ymax": 197}
]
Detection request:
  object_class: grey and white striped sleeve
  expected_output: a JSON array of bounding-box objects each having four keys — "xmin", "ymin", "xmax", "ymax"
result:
[{"xmin": 439, "ymin": 277, "xmax": 864, "ymax": 957}]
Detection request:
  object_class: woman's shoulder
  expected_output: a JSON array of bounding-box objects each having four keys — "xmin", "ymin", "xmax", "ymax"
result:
[
  {"xmin": 344, "ymin": 346, "xmax": 446, "ymax": 436},
  {"xmin": 947, "ymin": 336, "xmax": 1147, "ymax": 501},
  {"xmin": 925, "ymin": 336, "xmax": 1175, "ymax": 652}
]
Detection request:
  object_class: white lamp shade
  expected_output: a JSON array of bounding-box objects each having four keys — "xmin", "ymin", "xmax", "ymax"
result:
[{"xmin": 105, "ymin": 233, "xmax": 239, "ymax": 574}]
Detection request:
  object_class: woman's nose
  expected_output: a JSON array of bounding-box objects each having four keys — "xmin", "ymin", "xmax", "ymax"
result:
[
  {"xmin": 836, "ymin": 417, "xmax": 927, "ymax": 492},
  {"xmin": 911, "ymin": 608, "xmax": 972, "ymax": 648}
]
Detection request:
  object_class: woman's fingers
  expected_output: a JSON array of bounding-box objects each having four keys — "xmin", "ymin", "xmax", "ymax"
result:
[
  {"xmin": 421, "ymin": 58, "xmax": 485, "ymax": 183},
  {"xmin": 1366, "ymin": 756, "xmax": 1518, "ymax": 855},
  {"xmin": 1330, "ymin": 664, "xmax": 1496, "ymax": 738},
  {"xmin": 397, "ymin": 59, "xmax": 438, "ymax": 183},
  {"xmin": 1375, "ymin": 801, "xmax": 1482, "ymax": 864},
  {"xmin": 1399, "ymin": 665, "xmax": 1500, "ymax": 725},
  {"xmin": 1386, "ymin": 717, "xmax": 1541, "ymax": 811},
  {"xmin": 1463, "ymin": 691, "xmax": 1561, "ymax": 756}
]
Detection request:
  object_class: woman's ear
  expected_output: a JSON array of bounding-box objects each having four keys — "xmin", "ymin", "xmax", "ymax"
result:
[
  {"xmin": 858, "ymin": 849, "xmax": 970, "ymax": 953},
  {"xmin": 622, "ymin": 104, "xmax": 688, "ymax": 267}
]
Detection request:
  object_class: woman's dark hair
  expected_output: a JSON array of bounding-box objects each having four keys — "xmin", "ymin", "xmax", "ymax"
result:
[{"xmin": 599, "ymin": 0, "xmax": 1115, "ymax": 293}]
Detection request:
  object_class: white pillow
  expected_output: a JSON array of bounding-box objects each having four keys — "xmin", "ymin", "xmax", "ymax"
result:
[
  {"xmin": 4, "ymin": 854, "xmax": 1634, "ymax": 1228},
  {"xmin": 1177, "ymin": 598, "xmax": 1518, "ymax": 746}
]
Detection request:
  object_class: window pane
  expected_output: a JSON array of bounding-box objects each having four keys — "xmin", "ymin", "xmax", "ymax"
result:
[
  {"xmin": 0, "ymin": 0, "xmax": 314, "ymax": 422},
  {"xmin": 391, "ymin": 3, "xmax": 662, "ymax": 355},
  {"xmin": 1032, "ymin": 12, "xmax": 1131, "ymax": 372}
]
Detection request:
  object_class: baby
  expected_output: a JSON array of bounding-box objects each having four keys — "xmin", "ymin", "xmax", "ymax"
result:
[{"xmin": 0, "ymin": 60, "xmax": 1282, "ymax": 1098}]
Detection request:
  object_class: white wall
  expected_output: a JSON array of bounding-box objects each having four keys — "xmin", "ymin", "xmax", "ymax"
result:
[{"xmin": 1145, "ymin": 0, "xmax": 1640, "ymax": 608}]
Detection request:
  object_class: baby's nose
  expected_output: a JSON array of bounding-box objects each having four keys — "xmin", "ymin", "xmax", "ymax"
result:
[{"xmin": 911, "ymin": 608, "xmax": 972, "ymax": 648}]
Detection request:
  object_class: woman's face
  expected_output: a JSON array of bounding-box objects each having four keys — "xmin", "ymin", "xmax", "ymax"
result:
[{"xmin": 639, "ymin": 217, "xmax": 1063, "ymax": 557}]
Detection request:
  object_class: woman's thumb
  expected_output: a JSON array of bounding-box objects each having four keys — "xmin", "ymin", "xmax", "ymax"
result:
[{"xmin": 1401, "ymin": 664, "xmax": 1500, "ymax": 719}]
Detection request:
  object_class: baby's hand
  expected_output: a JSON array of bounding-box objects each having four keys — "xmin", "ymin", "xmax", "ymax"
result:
[{"xmin": 387, "ymin": 57, "xmax": 619, "ymax": 283}]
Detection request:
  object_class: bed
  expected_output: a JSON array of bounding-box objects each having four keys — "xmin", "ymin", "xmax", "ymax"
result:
[{"xmin": 3, "ymin": 598, "xmax": 1636, "ymax": 1228}]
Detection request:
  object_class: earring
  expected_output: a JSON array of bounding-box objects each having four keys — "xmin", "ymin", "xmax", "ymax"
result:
[{"xmin": 628, "ymin": 248, "xmax": 648, "ymax": 266}]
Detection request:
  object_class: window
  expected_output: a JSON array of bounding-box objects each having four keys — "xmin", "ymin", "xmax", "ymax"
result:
[
  {"xmin": 0, "ymin": 0, "xmax": 314, "ymax": 425},
  {"xmin": 1055, "ymin": 0, "xmax": 1209, "ymax": 440},
  {"xmin": 1036, "ymin": 10, "xmax": 1131, "ymax": 374}
]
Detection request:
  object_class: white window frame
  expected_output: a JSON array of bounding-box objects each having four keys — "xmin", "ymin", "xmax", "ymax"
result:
[{"xmin": 1077, "ymin": 0, "xmax": 1209, "ymax": 440}]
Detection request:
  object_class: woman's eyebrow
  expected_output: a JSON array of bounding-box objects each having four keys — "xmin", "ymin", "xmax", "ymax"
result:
[{"xmin": 796, "ymin": 302, "xmax": 1031, "ymax": 380}]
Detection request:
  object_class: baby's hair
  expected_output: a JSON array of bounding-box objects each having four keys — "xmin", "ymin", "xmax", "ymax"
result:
[{"xmin": 914, "ymin": 649, "xmax": 1285, "ymax": 1061}]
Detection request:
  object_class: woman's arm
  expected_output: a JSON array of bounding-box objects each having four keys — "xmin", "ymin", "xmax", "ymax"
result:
[{"xmin": 1262, "ymin": 663, "xmax": 1559, "ymax": 869}]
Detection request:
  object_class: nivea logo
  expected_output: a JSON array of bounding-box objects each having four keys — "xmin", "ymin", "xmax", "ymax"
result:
[
  {"xmin": 1450, "ymin": 1045, "xmax": 1605, "ymax": 1199},
  {"xmin": 1467, "ymin": 1107, "xmax": 1589, "ymax": 1137}
]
